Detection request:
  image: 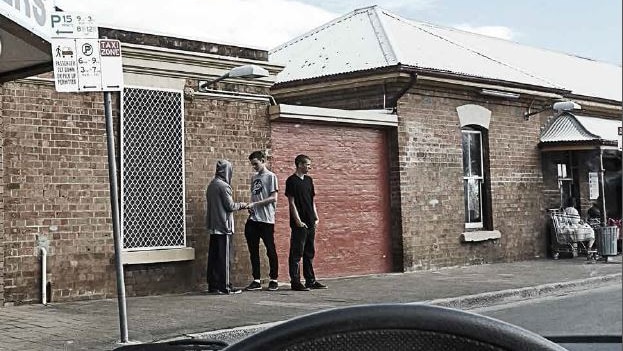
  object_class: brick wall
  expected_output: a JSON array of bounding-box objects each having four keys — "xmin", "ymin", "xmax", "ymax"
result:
[
  {"xmin": 0, "ymin": 82, "xmax": 4, "ymax": 306},
  {"xmin": 0, "ymin": 78, "xmax": 272, "ymax": 304},
  {"xmin": 396, "ymin": 88, "xmax": 547, "ymax": 270},
  {"xmin": 387, "ymin": 128, "xmax": 405, "ymax": 271},
  {"xmin": 182, "ymin": 83, "xmax": 272, "ymax": 288},
  {"xmin": 269, "ymin": 121, "xmax": 394, "ymax": 279},
  {"xmin": 1, "ymin": 80, "xmax": 116, "ymax": 304}
]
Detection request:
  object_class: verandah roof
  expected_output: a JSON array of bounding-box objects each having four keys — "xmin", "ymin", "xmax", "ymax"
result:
[{"xmin": 539, "ymin": 112, "xmax": 620, "ymax": 150}]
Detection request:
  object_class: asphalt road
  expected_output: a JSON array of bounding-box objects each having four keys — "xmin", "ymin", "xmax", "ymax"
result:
[{"xmin": 473, "ymin": 284, "xmax": 622, "ymax": 336}]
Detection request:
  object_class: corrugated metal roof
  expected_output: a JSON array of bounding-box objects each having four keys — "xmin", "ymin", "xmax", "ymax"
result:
[
  {"xmin": 575, "ymin": 116, "xmax": 620, "ymax": 142},
  {"xmin": 540, "ymin": 113, "xmax": 620, "ymax": 144},
  {"xmin": 270, "ymin": 6, "xmax": 622, "ymax": 102},
  {"xmin": 269, "ymin": 9, "xmax": 395, "ymax": 82}
]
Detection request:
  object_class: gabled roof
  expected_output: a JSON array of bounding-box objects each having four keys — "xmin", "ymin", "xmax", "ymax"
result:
[
  {"xmin": 540, "ymin": 112, "xmax": 619, "ymax": 145},
  {"xmin": 269, "ymin": 6, "xmax": 621, "ymax": 102}
]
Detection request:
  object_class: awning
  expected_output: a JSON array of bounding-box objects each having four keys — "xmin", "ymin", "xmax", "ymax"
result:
[
  {"xmin": 269, "ymin": 104, "xmax": 398, "ymax": 127},
  {"xmin": 0, "ymin": 2, "xmax": 53, "ymax": 82},
  {"xmin": 539, "ymin": 112, "xmax": 620, "ymax": 151}
]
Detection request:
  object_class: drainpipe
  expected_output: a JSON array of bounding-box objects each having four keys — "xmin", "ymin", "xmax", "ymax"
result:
[
  {"xmin": 40, "ymin": 247, "xmax": 47, "ymax": 305},
  {"xmin": 388, "ymin": 71, "xmax": 417, "ymax": 109}
]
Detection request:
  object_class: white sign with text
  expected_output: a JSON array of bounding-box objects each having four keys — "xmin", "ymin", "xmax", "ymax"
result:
[
  {"xmin": 51, "ymin": 38, "xmax": 79, "ymax": 92},
  {"xmin": 99, "ymin": 40, "xmax": 124, "ymax": 91},
  {"xmin": 76, "ymin": 39, "xmax": 103, "ymax": 91},
  {"xmin": 588, "ymin": 172, "xmax": 599, "ymax": 200},
  {"xmin": 51, "ymin": 39, "xmax": 123, "ymax": 92},
  {"xmin": 50, "ymin": 12, "xmax": 98, "ymax": 39}
]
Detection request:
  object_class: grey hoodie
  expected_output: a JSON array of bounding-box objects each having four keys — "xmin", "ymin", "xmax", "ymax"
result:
[{"xmin": 205, "ymin": 160, "xmax": 244, "ymax": 235}]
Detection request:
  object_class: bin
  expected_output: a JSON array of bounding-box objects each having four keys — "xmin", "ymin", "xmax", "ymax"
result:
[{"xmin": 596, "ymin": 226, "xmax": 619, "ymax": 257}]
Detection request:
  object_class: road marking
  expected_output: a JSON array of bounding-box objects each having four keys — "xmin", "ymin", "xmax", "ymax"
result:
[{"xmin": 471, "ymin": 284, "xmax": 621, "ymax": 313}]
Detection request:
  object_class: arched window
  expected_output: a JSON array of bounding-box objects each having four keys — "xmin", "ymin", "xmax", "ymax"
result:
[{"xmin": 457, "ymin": 104, "xmax": 492, "ymax": 230}]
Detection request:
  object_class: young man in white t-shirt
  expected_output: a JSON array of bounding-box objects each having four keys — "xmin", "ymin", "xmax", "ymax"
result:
[{"xmin": 244, "ymin": 151, "xmax": 280, "ymax": 291}]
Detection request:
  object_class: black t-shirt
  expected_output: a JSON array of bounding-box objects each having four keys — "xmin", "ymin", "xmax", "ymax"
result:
[{"xmin": 285, "ymin": 174, "xmax": 316, "ymax": 228}]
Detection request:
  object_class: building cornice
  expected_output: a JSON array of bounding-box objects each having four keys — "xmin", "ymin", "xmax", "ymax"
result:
[{"xmin": 120, "ymin": 43, "xmax": 283, "ymax": 88}]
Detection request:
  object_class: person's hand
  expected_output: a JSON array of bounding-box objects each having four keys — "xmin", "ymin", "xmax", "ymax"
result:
[
  {"xmin": 296, "ymin": 219, "xmax": 308, "ymax": 228},
  {"xmin": 239, "ymin": 202, "xmax": 248, "ymax": 210},
  {"xmin": 315, "ymin": 218, "xmax": 319, "ymax": 227}
]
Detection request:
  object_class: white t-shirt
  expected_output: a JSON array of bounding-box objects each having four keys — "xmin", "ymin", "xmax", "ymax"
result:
[{"xmin": 249, "ymin": 170, "xmax": 278, "ymax": 224}]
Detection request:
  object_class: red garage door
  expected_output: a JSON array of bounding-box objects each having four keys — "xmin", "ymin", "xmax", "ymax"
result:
[{"xmin": 271, "ymin": 121, "xmax": 393, "ymax": 278}]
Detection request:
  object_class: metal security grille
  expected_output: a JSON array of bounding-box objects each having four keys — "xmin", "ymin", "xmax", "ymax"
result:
[{"xmin": 121, "ymin": 87, "xmax": 186, "ymax": 250}]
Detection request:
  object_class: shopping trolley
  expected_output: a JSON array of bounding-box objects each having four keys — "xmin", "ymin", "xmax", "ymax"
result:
[{"xmin": 548, "ymin": 209, "xmax": 596, "ymax": 260}]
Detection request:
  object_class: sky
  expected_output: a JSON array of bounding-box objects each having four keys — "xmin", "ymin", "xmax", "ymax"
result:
[{"xmin": 54, "ymin": 0, "xmax": 622, "ymax": 65}]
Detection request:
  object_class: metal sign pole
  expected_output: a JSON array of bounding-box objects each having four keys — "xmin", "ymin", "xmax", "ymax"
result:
[{"xmin": 104, "ymin": 90, "xmax": 129, "ymax": 343}]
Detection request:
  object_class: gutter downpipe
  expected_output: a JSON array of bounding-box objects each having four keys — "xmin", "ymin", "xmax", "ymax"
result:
[
  {"xmin": 40, "ymin": 247, "xmax": 47, "ymax": 305},
  {"xmin": 389, "ymin": 69, "xmax": 417, "ymax": 109}
]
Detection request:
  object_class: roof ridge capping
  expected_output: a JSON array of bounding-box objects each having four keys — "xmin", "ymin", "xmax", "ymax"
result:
[
  {"xmin": 269, "ymin": 6, "xmax": 378, "ymax": 55},
  {"xmin": 366, "ymin": 6, "xmax": 399, "ymax": 65}
]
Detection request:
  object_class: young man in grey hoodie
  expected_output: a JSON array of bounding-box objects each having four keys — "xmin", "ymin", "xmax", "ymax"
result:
[{"xmin": 206, "ymin": 159, "xmax": 248, "ymax": 294}]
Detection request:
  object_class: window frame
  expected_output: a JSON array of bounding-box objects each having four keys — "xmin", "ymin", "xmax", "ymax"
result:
[
  {"xmin": 462, "ymin": 128, "xmax": 487, "ymax": 229},
  {"xmin": 556, "ymin": 163, "xmax": 573, "ymax": 208}
]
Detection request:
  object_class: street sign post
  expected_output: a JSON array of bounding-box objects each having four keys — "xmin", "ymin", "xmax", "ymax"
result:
[{"xmin": 48, "ymin": 12, "xmax": 128, "ymax": 344}]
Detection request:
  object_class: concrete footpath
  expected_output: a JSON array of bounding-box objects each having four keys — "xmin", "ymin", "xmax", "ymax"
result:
[{"xmin": 0, "ymin": 257, "xmax": 620, "ymax": 350}]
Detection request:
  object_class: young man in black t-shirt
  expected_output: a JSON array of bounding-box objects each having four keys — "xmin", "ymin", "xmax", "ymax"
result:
[{"xmin": 285, "ymin": 154, "xmax": 327, "ymax": 291}]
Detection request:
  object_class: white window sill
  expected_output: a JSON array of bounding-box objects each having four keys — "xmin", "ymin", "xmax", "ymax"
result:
[
  {"xmin": 121, "ymin": 247, "xmax": 195, "ymax": 265},
  {"xmin": 460, "ymin": 230, "xmax": 501, "ymax": 242}
]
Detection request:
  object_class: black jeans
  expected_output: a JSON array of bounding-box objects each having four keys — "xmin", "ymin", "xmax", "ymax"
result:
[
  {"xmin": 288, "ymin": 225, "xmax": 316, "ymax": 284},
  {"xmin": 244, "ymin": 220, "xmax": 279, "ymax": 280}
]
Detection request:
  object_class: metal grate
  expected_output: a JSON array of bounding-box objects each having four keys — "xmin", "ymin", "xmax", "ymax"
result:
[{"xmin": 121, "ymin": 87, "xmax": 186, "ymax": 250}]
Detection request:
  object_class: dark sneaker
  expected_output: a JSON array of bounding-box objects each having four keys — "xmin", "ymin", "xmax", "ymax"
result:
[
  {"xmin": 268, "ymin": 281, "xmax": 279, "ymax": 291},
  {"xmin": 245, "ymin": 281, "xmax": 262, "ymax": 291},
  {"xmin": 290, "ymin": 281, "xmax": 310, "ymax": 291},
  {"xmin": 306, "ymin": 281, "xmax": 328, "ymax": 289}
]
